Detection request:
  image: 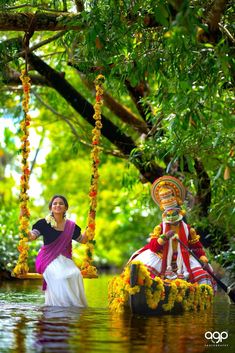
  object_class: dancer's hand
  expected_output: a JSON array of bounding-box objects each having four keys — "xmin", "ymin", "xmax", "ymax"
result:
[
  {"xmin": 165, "ymin": 230, "xmax": 175, "ymax": 240},
  {"xmin": 199, "ymin": 255, "xmax": 209, "ymax": 263}
]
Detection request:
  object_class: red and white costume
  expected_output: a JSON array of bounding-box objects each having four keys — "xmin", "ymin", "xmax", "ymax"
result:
[
  {"xmin": 129, "ymin": 220, "xmax": 216, "ymax": 289},
  {"xmin": 129, "ymin": 175, "xmax": 217, "ymax": 292}
]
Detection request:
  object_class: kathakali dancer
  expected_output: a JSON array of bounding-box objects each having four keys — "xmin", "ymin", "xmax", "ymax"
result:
[{"xmin": 128, "ymin": 176, "xmax": 216, "ymax": 291}]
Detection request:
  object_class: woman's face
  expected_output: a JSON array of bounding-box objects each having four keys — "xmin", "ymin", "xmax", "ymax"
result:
[{"xmin": 50, "ymin": 197, "xmax": 67, "ymax": 215}]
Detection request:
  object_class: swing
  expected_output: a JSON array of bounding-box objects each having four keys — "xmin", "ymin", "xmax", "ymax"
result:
[{"xmin": 11, "ymin": 42, "xmax": 105, "ymax": 280}]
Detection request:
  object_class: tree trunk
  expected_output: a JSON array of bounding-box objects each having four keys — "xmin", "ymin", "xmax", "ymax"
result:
[{"xmin": 194, "ymin": 159, "xmax": 211, "ymax": 217}]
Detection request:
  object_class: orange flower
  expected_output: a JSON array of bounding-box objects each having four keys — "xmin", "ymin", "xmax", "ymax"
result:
[{"xmin": 88, "ymin": 223, "xmax": 95, "ymax": 230}]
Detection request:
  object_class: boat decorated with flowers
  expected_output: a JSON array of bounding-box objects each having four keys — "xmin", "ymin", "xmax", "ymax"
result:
[{"xmin": 108, "ymin": 262, "xmax": 214, "ymax": 315}]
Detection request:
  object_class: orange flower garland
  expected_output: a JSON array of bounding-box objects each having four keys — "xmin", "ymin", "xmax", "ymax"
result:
[
  {"xmin": 108, "ymin": 262, "xmax": 213, "ymax": 313},
  {"xmin": 12, "ymin": 70, "xmax": 31, "ymax": 277},
  {"xmin": 81, "ymin": 74, "xmax": 105, "ymax": 278}
]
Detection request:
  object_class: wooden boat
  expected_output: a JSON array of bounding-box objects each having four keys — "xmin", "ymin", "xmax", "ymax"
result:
[
  {"xmin": 128, "ymin": 264, "xmax": 213, "ymax": 315},
  {"xmin": 129, "ymin": 264, "xmax": 183, "ymax": 315}
]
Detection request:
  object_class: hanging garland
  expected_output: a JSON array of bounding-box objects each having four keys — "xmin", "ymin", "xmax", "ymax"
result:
[
  {"xmin": 12, "ymin": 70, "xmax": 31, "ymax": 277},
  {"xmin": 12, "ymin": 72, "xmax": 104, "ymax": 278},
  {"xmin": 81, "ymin": 74, "xmax": 105, "ymax": 278}
]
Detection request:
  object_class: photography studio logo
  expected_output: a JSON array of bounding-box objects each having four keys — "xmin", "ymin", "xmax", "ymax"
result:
[{"xmin": 204, "ymin": 331, "xmax": 229, "ymax": 347}]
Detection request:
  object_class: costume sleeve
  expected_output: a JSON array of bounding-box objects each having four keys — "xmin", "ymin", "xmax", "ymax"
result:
[
  {"xmin": 149, "ymin": 224, "xmax": 163, "ymax": 253},
  {"xmin": 188, "ymin": 227, "xmax": 206, "ymax": 258},
  {"xmin": 149, "ymin": 238, "xmax": 163, "ymax": 252}
]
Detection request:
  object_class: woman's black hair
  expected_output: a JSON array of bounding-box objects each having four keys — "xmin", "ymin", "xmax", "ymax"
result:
[{"xmin": 48, "ymin": 195, "xmax": 69, "ymax": 210}]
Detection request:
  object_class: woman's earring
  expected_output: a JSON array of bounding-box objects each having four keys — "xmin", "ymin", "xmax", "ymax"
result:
[{"xmin": 63, "ymin": 212, "xmax": 66, "ymax": 219}]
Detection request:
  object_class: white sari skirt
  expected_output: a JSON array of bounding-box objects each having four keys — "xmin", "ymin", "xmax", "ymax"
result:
[{"xmin": 43, "ymin": 254, "xmax": 87, "ymax": 307}]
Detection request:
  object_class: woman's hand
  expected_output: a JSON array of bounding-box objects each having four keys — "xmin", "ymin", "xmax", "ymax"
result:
[
  {"xmin": 80, "ymin": 231, "xmax": 88, "ymax": 244},
  {"xmin": 28, "ymin": 231, "xmax": 37, "ymax": 241},
  {"xmin": 20, "ymin": 207, "xmax": 26, "ymax": 218}
]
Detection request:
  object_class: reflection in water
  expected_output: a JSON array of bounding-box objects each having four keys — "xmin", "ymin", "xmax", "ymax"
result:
[
  {"xmin": 112, "ymin": 311, "xmax": 214, "ymax": 353},
  {"xmin": 35, "ymin": 307, "xmax": 85, "ymax": 352},
  {"xmin": 0, "ymin": 279, "xmax": 234, "ymax": 353},
  {"xmin": 13, "ymin": 315, "xmax": 27, "ymax": 353}
]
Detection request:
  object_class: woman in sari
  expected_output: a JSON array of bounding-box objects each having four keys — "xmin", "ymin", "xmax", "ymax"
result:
[{"xmin": 28, "ymin": 195, "xmax": 87, "ymax": 307}]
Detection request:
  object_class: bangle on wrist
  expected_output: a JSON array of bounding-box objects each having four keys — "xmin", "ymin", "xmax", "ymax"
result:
[{"xmin": 160, "ymin": 234, "xmax": 167, "ymax": 241}]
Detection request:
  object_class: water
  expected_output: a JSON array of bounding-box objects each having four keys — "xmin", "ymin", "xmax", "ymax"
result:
[{"xmin": 0, "ymin": 276, "xmax": 234, "ymax": 353}]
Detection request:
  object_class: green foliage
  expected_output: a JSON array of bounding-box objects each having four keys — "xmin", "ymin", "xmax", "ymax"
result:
[
  {"xmin": 0, "ymin": 0, "xmax": 234, "ymax": 273},
  {"xmin": 0, "ymin": 204, "xmax": 41, "ymax": 272}
]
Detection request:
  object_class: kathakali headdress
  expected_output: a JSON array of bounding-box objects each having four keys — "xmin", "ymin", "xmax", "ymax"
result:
[{"xmin": 151, "ymin": 175, "xmax": 186, "ymax": 223}]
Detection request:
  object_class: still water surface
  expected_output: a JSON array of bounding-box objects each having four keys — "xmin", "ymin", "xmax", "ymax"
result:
[{"xmin": 0, "ymin": 275, "xmax": 234, "ymax": 353}]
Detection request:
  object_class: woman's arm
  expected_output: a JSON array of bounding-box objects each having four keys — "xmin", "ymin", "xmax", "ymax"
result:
[
  {"xmin": 74, "ymin": 230, "xmax": 88, "ymax": 244},
  {"xmin": 80, "ymin": 231, "xmax": 88, "ymax": 244},
  {"xmin": 28, "ymin": 229, "xmax": 40, "ymax": 241}
]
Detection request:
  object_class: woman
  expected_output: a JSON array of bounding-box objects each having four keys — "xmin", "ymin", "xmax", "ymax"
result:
[
  {"xmin": 28, "ymin": 195, "xmax": 88, "ymax": 307},
  {"xmin": 128, "ymin": 176, "xmax": 216, "ymax": 291}
]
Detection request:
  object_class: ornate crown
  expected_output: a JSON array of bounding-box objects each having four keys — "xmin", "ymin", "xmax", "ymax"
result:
[{"xmin": 151, "ymin": 175, "xmax": 186, "ymax": 211}]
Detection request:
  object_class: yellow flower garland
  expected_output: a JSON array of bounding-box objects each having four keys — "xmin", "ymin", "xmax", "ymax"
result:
[
  {"xmin": 12, "ymin": 70, "xmax": 31, "ymax": 277},
  {"xmin": 108, "ymin": 262, "xmax": 213, "ymax": 313},
  {"xmin": 81, "ymin": 74, "xmax": 105, "ymax": 278}
]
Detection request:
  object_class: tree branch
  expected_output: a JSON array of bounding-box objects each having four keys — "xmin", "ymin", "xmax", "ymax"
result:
[
  {"xmin": 1, "ymin": 38, "xmax": 165, "ymax": 181},
  {"xmin": 18, "ymin": 31, "xmax": 67, "ymax": 57},
  {"xmin": 218, "ymin": 23, "xmax": 235, "ymax": 43},
  {"xmin": 76, "ymin": 73, "xmax": 149, "ymax": 135},
  {"xmin": 2, "ymin": 68, "xmax": 51, "ymax": 86},
  {"xmin": 30, "ymin": 131, "xmax": 45, "ymax": 174},
  {"xmin": 27, "ymin": 54, "xmax": 164, "ymax": 181},
  {"xmin": 125, "ymin": 79, "xmax": 153, "ymax": 129},
  {"xmin": 1, "ymin": 4, "xmax": 66, "ymax": 12},
  {"xmin": 27, "ymin": 52, "xmax": 136, "ymax": 156},
  {"xmin": 0, "ymin": 12, "xmax": 82, "ymax": 31},
  {"xmin": 103, "ymin": 90, "xmax": 149, "ymax": 135},
  {"xmin": 32, "ymin": 89, "xmax": 125, "ymax": 159}
]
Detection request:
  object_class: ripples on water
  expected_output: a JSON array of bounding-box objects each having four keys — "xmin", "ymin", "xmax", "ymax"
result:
[{"xmin": 0, "ymin": 276, "xmax": 234, "ymax": 353}]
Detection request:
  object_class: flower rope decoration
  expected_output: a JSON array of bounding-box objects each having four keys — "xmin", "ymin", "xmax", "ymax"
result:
[
  {"xmin": 81, "ymin": 74, "xmax": 105, "ymax": 278},
  {"xmin": 108, "ymin": 262, "xmax": 213, "ymax": 313},
  {"xmin": 12, "ymin": 70, "xmax": 31, "ymax": 277}
]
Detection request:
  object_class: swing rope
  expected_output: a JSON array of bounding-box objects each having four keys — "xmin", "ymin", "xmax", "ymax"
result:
[
  {"xmin": 12, "ymin": 27, "xmax": 34, "ymax": 277},
  {"xmin": 12, "ymin": 70, "xmax": 31, "ymax": 277},
  {"xmin": 12, "ymin": 67, "xmax": 105, "ymax": 278},
  {"xmin": 81, "ymin": 74, "xmax": 105, "ymax": 278}
]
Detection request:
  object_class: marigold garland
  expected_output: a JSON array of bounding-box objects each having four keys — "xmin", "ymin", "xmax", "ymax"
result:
[
  {"xmin": 108, "ymin": 262, "xmax": 213, "ymax": 313},
  {"xmin": 81, "ymin": 74, "xmax": 105, "ymax": 278},
  {"xmin": 12, "ymin": 70, "xmax": 31, "ymax": 277}
]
